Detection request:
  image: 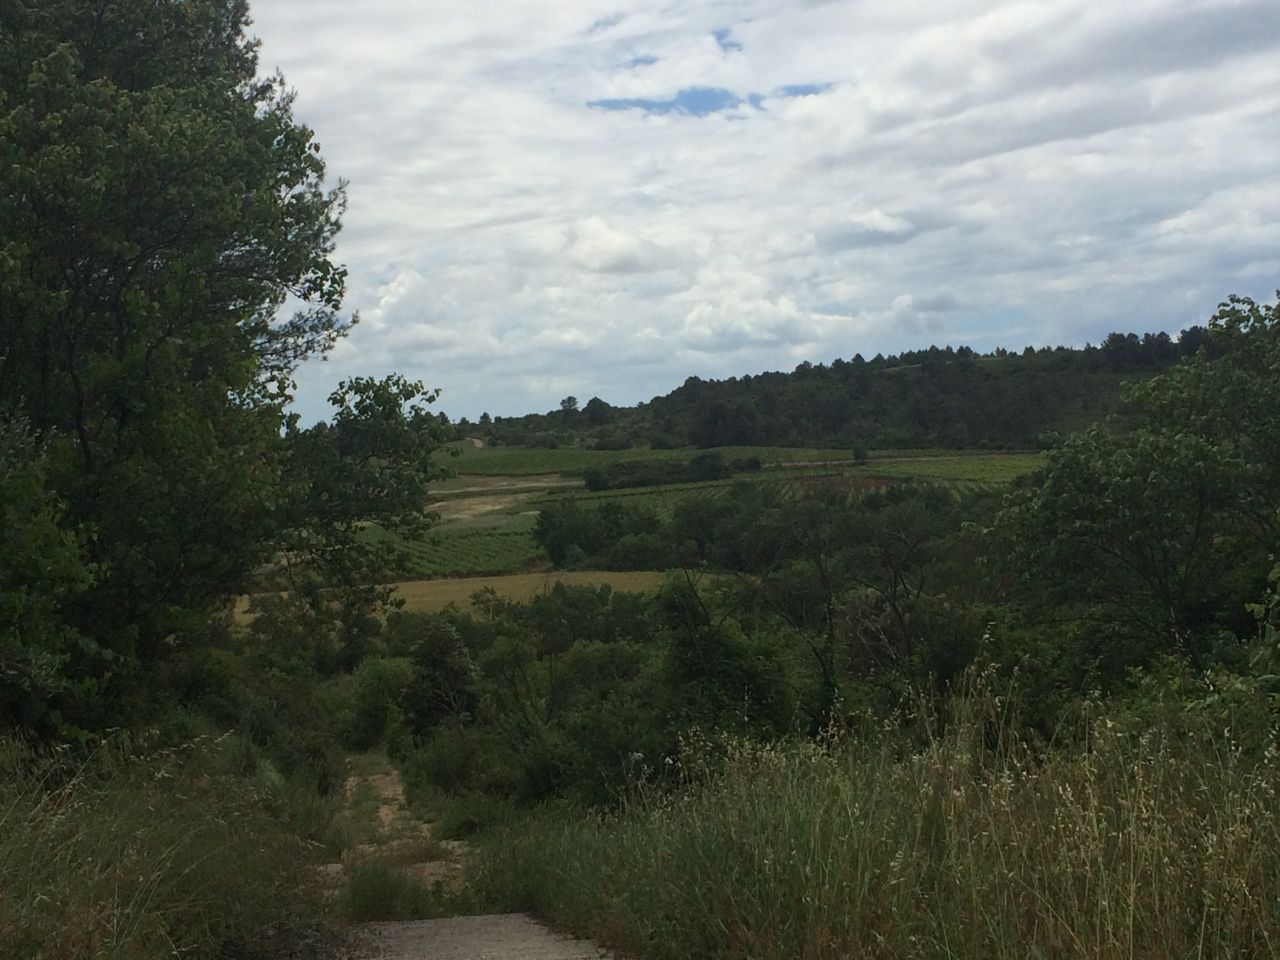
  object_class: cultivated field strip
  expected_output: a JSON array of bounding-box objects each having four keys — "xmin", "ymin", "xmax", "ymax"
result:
[{"xmin": 368, "ymin": 449, "xmax": 1042, "ymax": 579}]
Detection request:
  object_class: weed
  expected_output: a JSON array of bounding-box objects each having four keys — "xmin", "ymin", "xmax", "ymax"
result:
[
  {"xmin": 342, "ymin": 861, "xmax": 435, "ymax": 921},
  {"xmin": 469, "ymin": 688, "xmax": 1280, "ymax": 959},
  {"xmin": 0, "ymin": 734, "xmax": 337, "ymax": 960}
]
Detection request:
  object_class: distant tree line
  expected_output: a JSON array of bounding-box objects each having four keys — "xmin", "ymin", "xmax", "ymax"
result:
[{"xmin": 463, "ymin": 329, "xmax": 1214, "ymax": 451}]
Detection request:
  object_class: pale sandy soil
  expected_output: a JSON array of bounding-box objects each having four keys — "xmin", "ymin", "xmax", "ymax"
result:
[
  {"xmin": 431, "ymin": 474, "xmax": 571, "ymax": 497},
  {"xmin": 432, "ymin": 494, "xmax": 534, "ymax": 524}
]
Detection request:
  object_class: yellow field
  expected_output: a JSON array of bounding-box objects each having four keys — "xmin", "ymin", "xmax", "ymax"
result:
[
  {"xmin": 235, "ymin": 570, "xmax": 668, "ymax": 623},
  {"xmin": 392, "ymin": 570, "xmax": 667, "ymax": 613}
]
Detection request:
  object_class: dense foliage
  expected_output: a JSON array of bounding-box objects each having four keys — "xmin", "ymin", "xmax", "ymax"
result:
[
  {"xmin": 4, "ymin": 3, "xmax": 1279, "ymax": 957},
  {"xmin": 471, "ymin": 329, "xmax": 1212, "ymax": 450},
  {"xmin": 319, "ymin": 295, "xmax": 1280, "ymax": 813},
  {"xmin": 0, "ymin": 1, "xmax": 443, "ymax": 735}
]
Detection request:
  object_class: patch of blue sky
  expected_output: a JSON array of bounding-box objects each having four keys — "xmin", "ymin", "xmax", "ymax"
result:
[
  {"xmin": 589, "ymin": 81, "xmax": 831, "ymax": 117},
  {"xmin": 586, "ymin": 12, "xmax": 624, "ymax": 35},
  {"xmin": 589, "ymin": 86, "xmax": 743, "ymax": 117},
  {"xmin": 776, "ymin": 82, "xmax": 831, "ymax": 97},
  {"xmin": 624, "ymin": 54, "xmax": 659, "ymax": 67},
  {"xmin": 712, "ymin": 27, "xmax": 743, "ymax": 52}
]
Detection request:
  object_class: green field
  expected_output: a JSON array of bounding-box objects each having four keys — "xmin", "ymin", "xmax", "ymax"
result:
[
  {"xmin": 368, "ymin": 448, "xmax": 1044, "ymax": 579},
  {"xmin": 857, "ymin": 452, "xmax": 1043, "ymax": 483},
  {"xmin": 532, "ymin": 475, "xmax": 745, "ymax": 518},
  {"xmin": 368, "ymin": 525, "xmax": 543, "ymax": 578},
  {"xmin": 444, "ymin": 443, "xmax": 850, "ymax": 476},
  {"xmin": 445, "ymin": 442, "xmax": 1040, "ymax": 481}
]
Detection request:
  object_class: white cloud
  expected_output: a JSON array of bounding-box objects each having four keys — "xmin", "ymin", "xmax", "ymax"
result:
[
  {"xmin": 248, "ymin": 0, "xmax": 1280, "ymax": 421},
  {"xmin": 562, "ymin": 215, "xmax": 676, "ymax": 273}
]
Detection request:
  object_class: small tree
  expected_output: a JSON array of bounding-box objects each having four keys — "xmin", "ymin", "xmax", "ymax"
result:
[
  {"xmin": 0, "ymin": 0, "xmax": 350, "ymax": 706},
  {"xmin": 997, "ymin": 293, "xmax": 1280, "ymax": 660},
  {"xmin": 583, "ymin": 396, "xmax": 612, "ymax": 426}
]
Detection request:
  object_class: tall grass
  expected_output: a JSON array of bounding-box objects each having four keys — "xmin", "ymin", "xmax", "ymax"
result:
[
  {"xmin": 471, "ymin": 690, "xmax": 1280, "ymax": 959},
  {"xmin": 0, "ymin": 733, "xmax": 338, "ymax": 960},
  {"xmin": 341, "ymin": 861, "xmax": 434, "ymax": 921}
]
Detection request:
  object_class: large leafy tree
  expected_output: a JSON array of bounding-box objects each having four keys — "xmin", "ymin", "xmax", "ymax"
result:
[
  {"xmin": 0, "ymin": 1, "xmax": 366, "ymax": 719},
  {"xmin": 0, "ymin": 416, "xmax": 95, "ymax": 732},
  {"xmin": 998, "ymin": 294, "xmax": 1280, "ymax": 663},
  {"xmin": 276, "ymin": 376, "xmax": 449, "ymax": 624}
]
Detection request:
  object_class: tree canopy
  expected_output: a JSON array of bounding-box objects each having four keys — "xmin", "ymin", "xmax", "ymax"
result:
[{"xmin": 0, "ymin": 1, "xmax": 439, "ymax": 733}]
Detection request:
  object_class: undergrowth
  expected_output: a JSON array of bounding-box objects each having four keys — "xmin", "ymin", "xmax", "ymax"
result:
[
  {"xmin": 0, "ymin": 732, "xmax": 338, "ymax": 960},
  {"xmin": 469, "ymin": 686, "xmax": 1280, "ymax": 959}
]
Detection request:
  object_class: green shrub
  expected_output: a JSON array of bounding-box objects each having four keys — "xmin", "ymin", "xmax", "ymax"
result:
[
  {"xmin": 334, "ymin": 656, "xmax": 415, "ymax": 751},
  {"xmin": 410, "ymin": 724, "xmax": 487, "ymax": 793},
  {"xmin": 0, "ymin": 416, "xmax": 97, "ymax": 736}
]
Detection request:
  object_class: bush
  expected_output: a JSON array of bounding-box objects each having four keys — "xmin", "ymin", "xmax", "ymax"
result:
[
  {"xmin": 603, "ymin": 533, "xmax": 676, "ymax": 571},
  {"xmin": 410, "ymin": 724, "xmax": 486, "ymax": 793},
  {"xmin": 342, "ymin": 861, "xmax": 433, "ymax": 921},
  {"xmin": 0, "ymin": 734, "xmax": 336, "ymax": 960},
  {"xmin": 334, "ymin": 657, "xmax": 415, "ymax": 751},
  {"xmin": 688, "ymin": 451, "xmax": 725, "ymax": 482},
  {"xmin": 589, "ymin": 434, "xmax": 633, "ymax": 451},
  {"xmin": 0, "ymin": 416, "xmax": 97, "ymax": 736}
]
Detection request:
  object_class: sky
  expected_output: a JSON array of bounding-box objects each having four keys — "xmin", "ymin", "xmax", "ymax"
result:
[{"xmin": 248, "ymin": 0, "xmax": 1280, "ymax": 424}]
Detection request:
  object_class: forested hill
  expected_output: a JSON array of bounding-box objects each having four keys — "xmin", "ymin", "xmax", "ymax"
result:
[{"xmin": 477, "ymin": 327, "xmax": 1220, "ymax": 450}]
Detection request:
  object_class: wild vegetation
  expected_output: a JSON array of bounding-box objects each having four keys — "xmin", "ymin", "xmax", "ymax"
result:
[
  {"xmin": 473, "ymin": 691, "xmax": 1280, "ymax": 960},
  {"xmin": 0, "ymin": 732, "xmax": 339, "ymax": 959},
  {"xmin": 367, "ymin": 449, "xmax": 1040, "ymax": 580},
  {"xmin": 3, "ymin": 2, "xmax": 1280, "ymax": 959}
]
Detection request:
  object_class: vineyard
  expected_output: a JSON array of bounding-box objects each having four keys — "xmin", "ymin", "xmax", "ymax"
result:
[
  {"xmin": 446, "ymin": 443, "xmax": 850, "ymax": 476},
  {"xmin": 858, "ymin": 452, "xmax": 1043, "ymax": 483},
  {"xmin": 532, "ymin": 476, "xmax": 750, "ymax": 519},
  {"xmin": 360, "ymin": 448, "xmax": 1044, "ymax": 580},
  {"xmin": 530, "ymin": 468, "xmax": 857, "ymax": 518},
  {"xmin": 371, "ymin": 526, "xmax": 544, "ymax": 578}
]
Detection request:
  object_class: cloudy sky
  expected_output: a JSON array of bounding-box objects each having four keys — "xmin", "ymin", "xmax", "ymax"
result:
[{"xmin": 250, "ymin": 0, "xmax": 1280, "ymax": 423}]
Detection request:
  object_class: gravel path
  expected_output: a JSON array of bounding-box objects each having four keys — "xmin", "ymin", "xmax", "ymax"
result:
[
  {"xmin": 336, "ymin": 761, "xmax": 611, "ymax": 959},
  {"xmin": 356, "ymin": 914, "xmax": 610, "ymax": 959}
]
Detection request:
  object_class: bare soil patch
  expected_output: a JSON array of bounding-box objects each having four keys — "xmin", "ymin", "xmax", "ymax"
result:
[{"xmin": 433, "ymin": 493, "xmax": 530, "ymax": 524}]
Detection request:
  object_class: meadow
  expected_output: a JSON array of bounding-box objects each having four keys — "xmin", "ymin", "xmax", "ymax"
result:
[
  {"xmin": 859, "ymin": 451, "xmax": 1043, "ymax": 484},
  {"xmin": 0, "ymin": 734, "xmax": 340, "ymax": 959},
  {"xmin": 372, "ymin": 447, "xmax": 1043, "ymax": 579}
]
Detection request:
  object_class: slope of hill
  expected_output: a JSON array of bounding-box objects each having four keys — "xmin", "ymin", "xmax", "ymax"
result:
[{"xmin": 472, "ymin": 328, "xmax": 1218, "ymax": 450}]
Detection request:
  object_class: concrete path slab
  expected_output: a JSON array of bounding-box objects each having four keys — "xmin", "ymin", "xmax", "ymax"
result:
[{"xmin": 356, "ymin": 913, "xmax": 611, "ymax": 960}]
